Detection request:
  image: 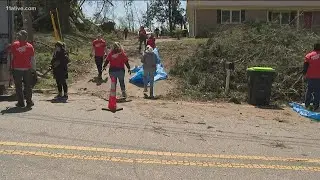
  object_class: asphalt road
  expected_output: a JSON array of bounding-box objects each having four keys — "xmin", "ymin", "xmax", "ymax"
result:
[{"xmin": 0, "ymin": 94, "xmax": 319, "ymax": 180}]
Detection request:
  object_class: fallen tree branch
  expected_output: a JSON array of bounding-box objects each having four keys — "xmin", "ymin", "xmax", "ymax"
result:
[{"xmin": 290, "ymin": 74, "xmax": 303, "ymax": 90}]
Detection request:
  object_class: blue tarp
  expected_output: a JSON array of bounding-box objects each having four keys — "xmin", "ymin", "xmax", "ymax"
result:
[
  {"xmin": 289, "ymin": 102, "xmax": 320, "ymax": 121},
  {"xmin": 129, "ymin": 48, "xmax": 168, "ymax": 85}
]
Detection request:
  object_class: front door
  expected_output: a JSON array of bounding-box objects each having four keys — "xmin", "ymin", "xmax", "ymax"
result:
[{"xmin": 304, "ymin": 12, "xmax": 313, "ymax": 29}]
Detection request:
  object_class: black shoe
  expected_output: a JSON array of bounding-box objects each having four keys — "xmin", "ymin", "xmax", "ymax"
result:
[
  {"xmin": 26, "ymin": 101, "xmax": 34, "ymax": 108},
  {"xmin": 16, "ymin": 103, "xmax": 25, "ymax": 108},
  {"xmin": 62, "ymin": 95, "xmax": 68, "ymax": 100},
  {"xmin": 54, "ymin": 94, "xmax": 63, "ymax": 99}
]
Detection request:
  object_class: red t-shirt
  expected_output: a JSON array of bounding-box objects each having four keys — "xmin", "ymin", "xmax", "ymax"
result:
[
  {"xmin": 92, "ymin": 39, "xmax": 106, "ymax": 57},
  {"xmin": 106, "ymin": 50, "xmax": 128, "ymax": 69},
  {"xmin": 10, "ymin": 40, "xmax": 34, "ymax": 69},
  {"xmin": 147, "ymin": 38, "xmax": 156, "ymax": 49},
  {"xmin": 305, "ymin": 50, "xmax": 320, "ymax": 79}
]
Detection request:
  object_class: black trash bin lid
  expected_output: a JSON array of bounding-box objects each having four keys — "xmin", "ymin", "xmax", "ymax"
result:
[{"xmin": 247, "ymin": 67, "xmax": 275, "ymax": 72}]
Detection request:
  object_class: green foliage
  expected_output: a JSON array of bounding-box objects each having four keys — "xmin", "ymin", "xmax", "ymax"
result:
[
  {"xmin": 147, "ymin": 0, "xmax": 185, "ymax": 31},
  {"xmin": 170, "ymin": 24, "xmax": 319, "ymax": 102},
  {"xmin": 149, "ymin": 0, "xmax": 168, "ymax": 24}
]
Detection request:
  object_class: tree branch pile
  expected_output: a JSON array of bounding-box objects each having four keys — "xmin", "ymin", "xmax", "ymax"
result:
[{"xmin": 170, "ymin": 24, "xmax": 319, "ymax": 102}]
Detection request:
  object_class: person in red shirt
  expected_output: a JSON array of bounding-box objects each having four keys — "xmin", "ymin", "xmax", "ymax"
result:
[
  {"xmin": 103, "ymin": 42, "xmax": 131, "ymax": 98},
  {"xmin": 303, "ymin": 43, "xmax": 320, "ymax": 111},
  {"xmin": 138, "ymin": 26, "xmax": 147, "ymax": 53},
  {"xmin": 91, "ymin": 34, "xmax": 107, "ymax": 80},
  {"xmin": 10, "ymin": 30, "xmax": 35, "ymax": 108},
  {"xmin": 146, "ymin": 33, "xmax": 156, "ymax": 49}
]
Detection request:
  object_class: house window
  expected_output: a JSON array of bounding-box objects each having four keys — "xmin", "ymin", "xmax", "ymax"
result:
[
  {"xmin": 270, "ymin": 12, "xmax": 291, "ymax": 25},
  {"xmin": 221, "ymin": 10, "xmax": 242, "ymax": 24}
]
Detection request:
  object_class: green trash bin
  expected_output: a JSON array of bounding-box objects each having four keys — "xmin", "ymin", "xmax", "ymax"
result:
[{"xmin": 247, "ymin": 67, "xmax": 276, "ymax": 106}]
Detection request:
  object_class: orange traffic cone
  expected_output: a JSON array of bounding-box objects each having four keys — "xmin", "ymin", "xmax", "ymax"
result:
[{"xmin": 102, "ymin": 76, "xmax": 123, "ymax": 112}]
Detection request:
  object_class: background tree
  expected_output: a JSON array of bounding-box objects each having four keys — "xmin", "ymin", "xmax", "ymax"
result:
[
  {"xmin": 15, "ymin": 0, "xmax": 114, "ymax": 34},
  {"xmin": 142, "ymin": 2, "xmax": 153, "ymax": 29},
  {"xmin": 147, "ymin": 0, "xmax": 184, "ymax": 33}
]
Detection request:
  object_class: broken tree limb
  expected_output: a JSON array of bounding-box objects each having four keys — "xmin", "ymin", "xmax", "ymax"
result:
[
  {"xmin": 290, "ymin": 74, "xmax": 303, "ymax": 90},
  {"xmin": 33, "ymin": 14, "xmax": 49, "ymax": 25}
]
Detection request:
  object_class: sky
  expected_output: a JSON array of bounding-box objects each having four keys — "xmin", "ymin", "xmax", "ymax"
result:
[{"xmin": 82, "ymin": 0, "xmax": 186, "ymax": 29}]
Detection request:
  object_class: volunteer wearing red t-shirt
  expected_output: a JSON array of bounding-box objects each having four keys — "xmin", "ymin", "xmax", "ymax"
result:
[
  {"xmin": 10, "ymin": 30, "xmax": 35, "ymax": 108},
  {"xmin": 303, "ymin": 43, "xmax": 320, "ymax": 111},
  {"xmin": 138, "ymin": 26, "xmax": 147, "ymax": 52},
  {"xmin": 91, "ymin": 34, "xmax": 107, "ymax": 79},
  {"xmin": 146, "ymin": 33, "xmax": 156, "ymax": 49},
  {"xmin": 103, "ymin": 42, "xmax": 131, "ymax": 98}
]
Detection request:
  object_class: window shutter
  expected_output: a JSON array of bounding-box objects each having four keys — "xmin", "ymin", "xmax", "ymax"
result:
[
  {"xmin": 217, "ymin": 9, "xmax": 221, "ymax": 24},
  {"xmin": 290, "ymin": 11, "xmax": 297, "ymax": 24},
  {"xmin": 241, "ymin": 10, "xmax": 245, "ymax": 22},
  {"xmin": 268, "ymin": 11, "xmax": 272, "ymax": 22}
]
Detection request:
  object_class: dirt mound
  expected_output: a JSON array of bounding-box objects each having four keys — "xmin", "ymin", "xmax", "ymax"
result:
[{"xmin": 170, "ymin": 24, "xmax": 319, "ymax": 102}]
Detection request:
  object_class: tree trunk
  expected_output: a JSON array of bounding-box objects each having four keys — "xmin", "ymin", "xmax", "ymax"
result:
[
  {"xmin": 22, "ymin": 0, "xmax": 34, "ymax": 42},
  {"xmin": 57, "ymin": 0, "xmax": 71, "ymax": 34},
  {"xmin": 168, "ymin": 0, "xmax": 172, "ymax": 33},
  {"xmin": 131, "ymin": 9, "xmax": 134, "ymax": 31}
]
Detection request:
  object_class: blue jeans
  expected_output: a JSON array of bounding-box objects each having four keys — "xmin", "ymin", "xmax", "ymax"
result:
[
  {"xmin": 143, "ymin": 69, "xmax": 155, "ymax": 97},
  {"xmin": 109, "ymin": 69, "xmax": 126, "ymax": 92},
  {"xmin": 305, "ymin": 78, "xmax": 320, "ymax": 109}
]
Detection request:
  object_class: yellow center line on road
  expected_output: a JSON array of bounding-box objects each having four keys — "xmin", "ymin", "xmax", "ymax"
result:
[
  {"xmin": 1, "ymin": 141, "xmax": 320, "ymax": 163},
  {"xmin": 0, "ymin": 149, "xmax": 319, "ymax": 172}
]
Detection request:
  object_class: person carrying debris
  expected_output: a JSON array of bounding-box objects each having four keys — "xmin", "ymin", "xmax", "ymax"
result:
[
  {"xmin": 124, "ymin": 27, "xmax": 129, "ymax": 40},
  {"xmin": 141, "ymin": 45, "xmax": 157, "ymax": 98},
  {"xmin": 51, "ymin": 41, "xmax": 70, "ymax": 100},
  {"xmin": 138, "ymin": 26, "xmax": 147, "ymax": 52},
  {"xmin": 103, "ymin": 42, "xmax": 131, "ymax": 98},
  {"xmin": 91, "ymin": 34, "xmax": 107, "ymax": 80},
  {"xmin": 303, "ymin": 43, "xmax": 320, "ymax": 111},
  {"xmin": 9, "ymin": 30, "xmax": 35, "ymax": 108},
  {"xmin": 147, "ymin": 33, "xmax": 156, "ymax": 49}
]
